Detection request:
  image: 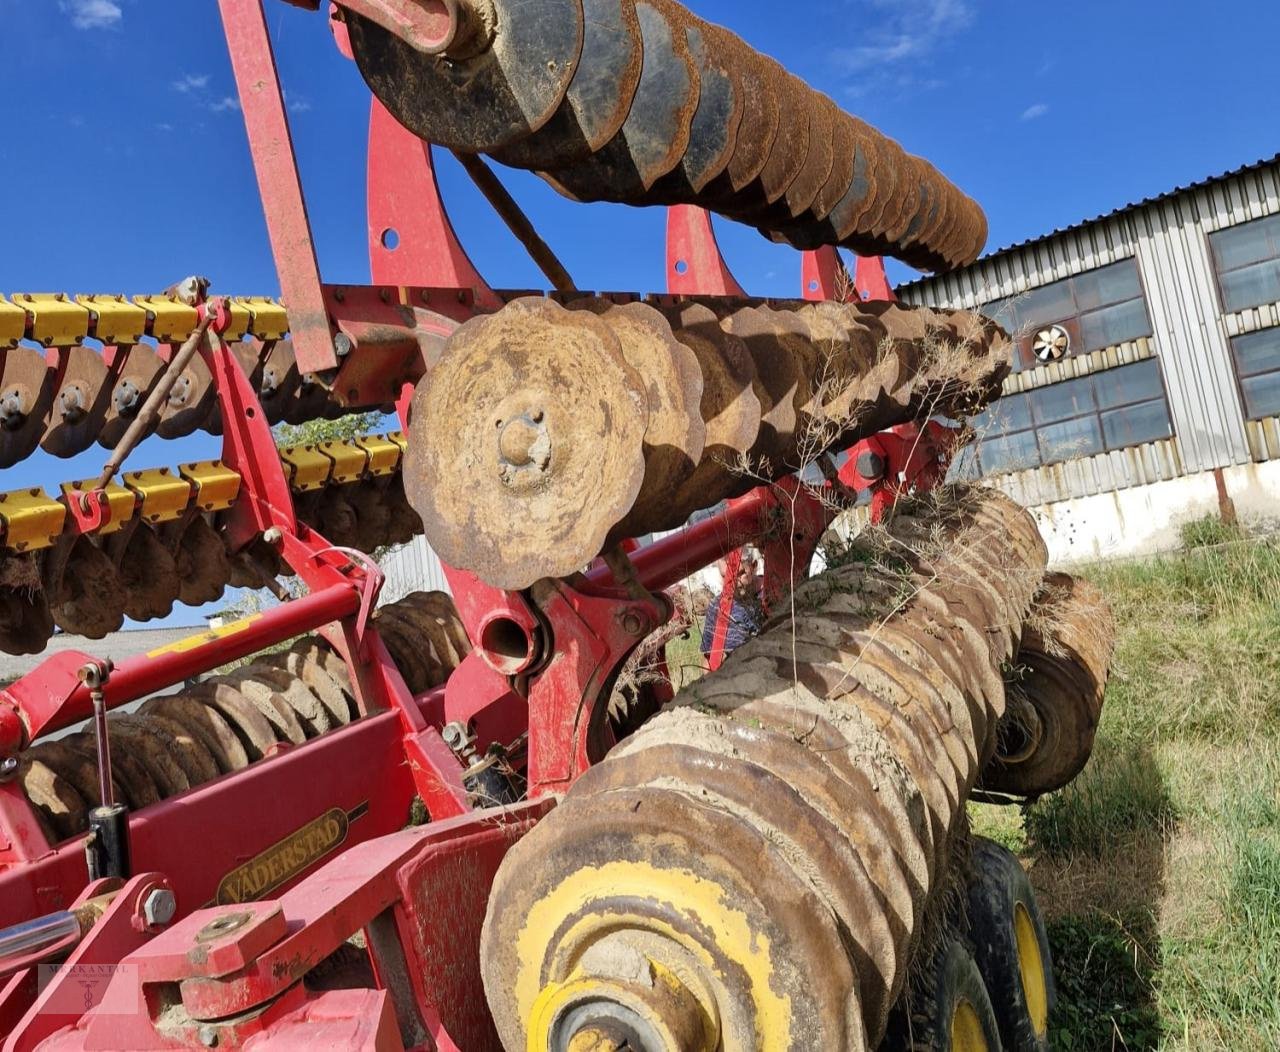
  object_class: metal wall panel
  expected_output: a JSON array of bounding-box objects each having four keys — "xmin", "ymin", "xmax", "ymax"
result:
[
  {"xmin": 1133, "ymin": 196, "xmax": 1250, "ymax": 470},
  {"xmin": 378, "ymin": 536, "xmax": 452, "ymax": 603},
  {"xmin": 901, "ymin": 159, "xmax": 1280, "ymax": 504}
]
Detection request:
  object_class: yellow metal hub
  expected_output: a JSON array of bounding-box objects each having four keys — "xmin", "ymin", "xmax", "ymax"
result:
[
  {"xmin": 1014, "ymin": 901, "xmax": 1049, "ymax": 1037},
  {"xmin": 950, "ymin": 999, "xmax": 990, "ymax": 1052},
  {"xmin": 529, "ymin": 957, "xmax": 717, "ymax": 1052}
]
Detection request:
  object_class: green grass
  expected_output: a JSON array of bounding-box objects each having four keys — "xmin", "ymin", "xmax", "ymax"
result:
[{"xmin": 971, "ymin": 523, "xmax": 1280, "ymax": 1049}]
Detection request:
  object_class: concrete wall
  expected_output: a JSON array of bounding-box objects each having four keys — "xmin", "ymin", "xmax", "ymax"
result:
[{"xmin": 1023, "ymin": 462, "xmax": 1280, "ymax": 565}]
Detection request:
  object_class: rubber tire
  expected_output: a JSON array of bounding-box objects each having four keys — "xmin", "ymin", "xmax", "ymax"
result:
[
  {"xmin": 881, "ymin": 937, "xmax": 1003, "ymax": 1051},
  {"xmin": 965, "ymin": 837, "xmax": 1055, "ymax": 1052}
]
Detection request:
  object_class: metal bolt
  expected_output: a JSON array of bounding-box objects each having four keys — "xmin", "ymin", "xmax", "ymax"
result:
[
  {"xmin": 441, "ymin": 722, "xmax": 467, "ymax": 750},
  {"xmin": 0, "ymin": 756, "xmax": 18, "ymax": 782},
  {"xmin": 58, "ymin": 385, "xmax": 87, "ymax": 422},
  {"xmin": 198, "ymin": 1025, "xmax": 218, "ymax": 1047},
  {"xmin": 0, "ymin": 388, "xmax": 25, "ymax": 431},
  {"xmin": 619, "ymin": 610, "xmax": 645, "ymax": 637},
  {"xmin": 334, "ymin": 333, "xmax": 353, "ymax": 358},
  {"xmin": 113, "ymin": 379, "xmax": 140, "ymax": 415},
  {"xmin": 142, "ymin": 888, "xmax": 176, "ymax": 929}
]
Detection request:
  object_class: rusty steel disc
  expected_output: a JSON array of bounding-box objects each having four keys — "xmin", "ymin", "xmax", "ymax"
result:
[
  {"xmin": 187, "ymin": 681, "xmax": 278, "ymax": 763},
  {"xmin": 19, "ymin": 749, "xmax": 90, "ymax": 843},
  {"xmin": 658, "ymin": 303, "xmax": 761, "ymax": 521},
  {"xmin": 808, "ymin": 98, "xmax": 857, "ymax": 224},
  {"xmin": 0, "ymin": 554, "xmax": 54, "ymax": 655},
  {"xmin": 108, "ymin": 524, "xmax": 180, "ymax": 623},
  {"xmin": 407, "ymin": 298, "xmax": 649, "ymax": 589},
  {"xmin": 99, "ymin": 344, "xmax": 164, "ymax": 449},
  {"xmin": 285, "ymin": 372, "xmax": 334, "ymax": 426},
  {"xmin": 25, "ymin": 739, "xmax": 115, "ymax": 814},
  {"xmin": 141, "ymin": 713, "xmax": 221, "ymax": 786},
  {"xmin": 646, "ymin": 19, "xmax": 744, "ymax": 199},
  {"xmin": 256, "ymin": 340, "xmax": 299, "ymax": 425},
  {"xmin": 374, "ymin": 612, "xmax": 436, "ymax": 693},
  {"xmin": 107, "ymin": 716, "xmax": 191, "ymax": 799},
  {"xmin": 42, "ymin": 345, "xmax": 111, "ymax": 459},
  {"xmin": 348, "ymin": 0, "xmax": 584, "ymax": 153},
  {"xmin": 231, "ymin": 674, "xmax": 308, "ymax": 745},
  {"xmin": 824, "ymin": 116, "xmax": 885, "ymax": 246},
  {"xmin": 385, "ymin": 600, "xmax": 460, "ymax": 672},
  {"xmin": 345, "ymin": 481, "xmax": 394, "ymax": 553},
  {"xmin": 380, "ymin": 475, "xmax": 423, "ymax": 545},
  {"xmin": 568, "ymin": 300, "xmax": 705, "ymax": 536},
  {"xmin": 698, "ymin": 43, "xmax": 778, "ymax": 204},
  {"xmin": 155, "ymin": 347, "xmax": 216, "ymax": 439},
  {"xmin": 404, "ymin": 591, "xmax": 472, "ymax": 659},
  {"xmin": 721, "ymin": 306, "xmax": 807, "ymax": 470},
  {"xmin": 139, "ymin": 694, "xmax": 249, "ymax": 774},
  {"xmin": 244, "ymin": 666, "xmax": 332, "ymax": 738},
  {"xmin": 740, "ymin": 62, "xmax": 810, "ymax": 210},
  {"xmin": 67, "ymin": 730, "xmax": 161, "ymax": 811},
  {"xmin": 491, "ymin": 0, "xmax": 642, "ymax": 170},
  {"xmin": 45, "ymin": 534, "xmax": 126, "ymax": 639},
  {"xmin": 541, "ymin": 0, "xmax": 700, "ymax": 199},
  {"xmin": 270, "ymin": 643, "xmax": 355, "ymax": 727},
  {"xmin": 0, "ymin": 347, "xmax": 54, "ymax": 469},
  {"xmin": 774, "ymin": 85, "xmax": 834, "ymax": 222},
  {"xmin": 169, "ymin": 516, "xmax": 233, "ymax": 608},
  {"xmin": 315, "ymin": 490, "xmax": 362, "ymax": 549}
]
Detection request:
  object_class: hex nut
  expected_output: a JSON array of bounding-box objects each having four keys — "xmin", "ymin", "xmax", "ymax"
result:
[{"xmin": 142, "ymin": 888, "xmax": 177, "ymax": 929}]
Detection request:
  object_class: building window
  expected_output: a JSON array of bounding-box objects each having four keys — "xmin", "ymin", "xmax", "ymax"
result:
[
  {"xmin": 1230, "ymin": 325, "xmax": 1280, "ymax": 420},
  {"xmin": 980, "ymin": 259, "xmax": 1154, "ymax": 371},
  {"xmin": 960, "ymin": 358, "xmax": 1174, "ymax": 477},
  {"xmin": 1209, "ymin": 213, "xmax": 1280, "ymax": 313}
]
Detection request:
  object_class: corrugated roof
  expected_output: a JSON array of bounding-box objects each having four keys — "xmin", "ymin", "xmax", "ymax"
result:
[{"xmin": 898, "ymin": 153, "xmax": 1280, "ymax": 293}]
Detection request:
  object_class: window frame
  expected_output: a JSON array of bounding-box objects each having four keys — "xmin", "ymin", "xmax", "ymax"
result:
[
  {"xmin": 1208, "ymin": 213, "xmax": 1280, "ymax": 315},
  {"xmin": 1227, "ymin": 324, "xmax": 1280, "ymax": 422},
  {"xmin": 969, "ymin": 358, "xmax": 1174, "ymax": 477},
  {"xmin": 982, "ymin": 259, "xmax": 1155, "ymax": 372}
]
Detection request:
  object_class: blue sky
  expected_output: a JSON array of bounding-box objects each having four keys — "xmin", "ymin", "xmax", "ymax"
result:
[{"xmin": 1, "ymin": 0, "xmax": 1277, "ymax": 624}]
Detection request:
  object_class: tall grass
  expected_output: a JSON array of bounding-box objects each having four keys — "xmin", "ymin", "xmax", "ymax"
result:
[{"xmin": 982, "ymin": 521, "xmax": 1280, "ymax": 1049}]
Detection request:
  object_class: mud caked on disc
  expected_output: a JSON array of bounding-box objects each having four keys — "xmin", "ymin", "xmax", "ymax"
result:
[
  {"xmin": 108, "ymin": 524, "xmax": 181, "ymax": 622},
  {"xmin": 406, "ymin": 297, "xmax": 649, "ymax": 589},
  {"xmin": 0, "ymin": 347, "xmax": 54, "ymax": 469},
  {"xmin": 169, "ymin": 516, "xmax": 233, "ymax": 607},
  {"xmin": 567, "ymin": 299, "xmax": 705, "ymax": 536},
  {"xmin": 42, "ymin": 345, "xmax": 111, "ymax": 459},
  {"xmin": 347, "ymin": 0, "xmax": 585, "ymax": 153},
  {"xmin": 45, "ymin": 535, "xmax": 126, "ymax": 638},
  {"xmin": 490, "ymin": 0, "xmax": 642, "ymax": 171}
]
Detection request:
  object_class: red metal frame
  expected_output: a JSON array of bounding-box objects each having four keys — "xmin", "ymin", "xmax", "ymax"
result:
[{"xmin": 0, "ymin": 3, "xmax": 971, "ymax": 1046}]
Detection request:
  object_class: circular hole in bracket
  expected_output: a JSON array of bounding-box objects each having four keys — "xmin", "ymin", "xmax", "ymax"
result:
[
  {"xmin": 674, "ymin": 259, "xmax": 688, "ymax": 275},
  {"xmin": 807, "ymin": 279, "xmax": 819, "ymax": 292},
  {"xmin": 479, "ymin": 615, "xmax": 535, "ymax": 675},
  {"xmin": 380, "ymin": 228, "xmax": 401, "ymax": 251}
]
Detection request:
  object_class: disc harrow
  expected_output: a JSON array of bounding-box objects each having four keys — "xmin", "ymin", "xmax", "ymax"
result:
[
  {"xmin": 406, "ymin": 294, "xmax": 1010, "ymax": 589},
  {"xmin": 984, "ymin": 571, "xmax": 1115, "ymax": 797},
  {"xmin": 16, "ymin": 590, "xmax": 469, "ymax": 844},
  {"xmin": 479, "ymin": 487, "xmax": 1049, "ymax": 1050},
  {"xmin": 0, "ymin": 291, "xmax": 414, "ymax": 470},
  {"xmin": 344, "ymin": 0, "xmax": 986, "ymax": 271},
  {"xmin": 0, "ymin": 431, "xmax": 421, "ymax": 655}
]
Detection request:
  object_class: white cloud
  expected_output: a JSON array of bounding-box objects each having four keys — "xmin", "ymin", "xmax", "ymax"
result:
[
  {"xmin": 1020, "ymin": 102, "xmax": 1050, "ymax": 121},
  {"xmin": 172, "ymin": 74, "xmax": 210, "ymax": 94},
  {"xmin": 283, "ymin": 90, "xmax": 312, "ymax": 114},
  {"xmin": 61, "ymin": 0, "xmax": 122, "ymax": 30},
  {"xmin": 210, "ymin": 97, "xmax": 241, "ymax": 113},
  {"xmin": 832, "ymin": 0, "xmax": 972, "ymax": 72}
]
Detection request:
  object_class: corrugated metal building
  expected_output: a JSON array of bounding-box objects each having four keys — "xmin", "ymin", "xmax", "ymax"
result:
[{"xmin": 898, "ymin": 155, "xmax": 1280, "ymax": 560}]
